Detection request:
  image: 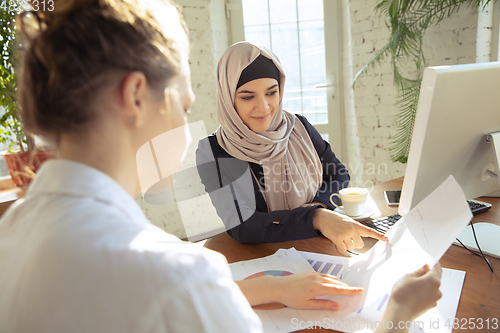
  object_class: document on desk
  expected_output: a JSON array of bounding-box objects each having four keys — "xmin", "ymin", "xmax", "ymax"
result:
[
  {"xmin": 229, "ymin": 247, "xmax": 314, "ymax": 281},
  {"xmin": 256, "ymin": 248, "xmax": 465, "ymax": 333},
  {"xmin": 229, "ymin": 175, "xmax": 470, "ymax": 333}
]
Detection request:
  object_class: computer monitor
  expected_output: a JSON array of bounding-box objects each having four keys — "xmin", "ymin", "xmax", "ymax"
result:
[{"xmin": 399, "ymin": 61, "xmax": 500, "ymax": 258}]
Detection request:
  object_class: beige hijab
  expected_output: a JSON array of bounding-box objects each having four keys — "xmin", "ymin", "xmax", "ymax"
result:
[{"xmin": 215, "ymin": 42, "xmax": 322, "ymax": 211}]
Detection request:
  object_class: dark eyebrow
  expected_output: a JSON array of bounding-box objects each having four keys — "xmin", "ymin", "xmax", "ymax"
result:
[{"xmin": 237, "ymin": 84, "xmax": 279, "ymax": 94}]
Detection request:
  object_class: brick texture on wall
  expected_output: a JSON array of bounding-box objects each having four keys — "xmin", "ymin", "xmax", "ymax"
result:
[
  {"xmin": 135, "ymin": 0, "xmax": 228, "ymax": 238},
  {"xmin": 180, "ymin": 0, "xmax": 228, "ymax": 135},
  {"xmin": 348, "ymin": 0, "xmax": 478, "ymax": 186}
]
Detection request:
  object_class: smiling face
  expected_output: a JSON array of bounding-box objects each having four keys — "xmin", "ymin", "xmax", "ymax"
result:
[{"xmin": 233, "ymin": 78, "xmax": 280, "ymax": 133}]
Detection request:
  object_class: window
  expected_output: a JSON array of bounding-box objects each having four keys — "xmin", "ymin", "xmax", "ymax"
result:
[
  {"xmin": 227, "ymin": 0, "xmax": 345, "ymax": 160},
  {"xmin": 242, "ymin": 0, "xmax": 327, "ymax": 124}
]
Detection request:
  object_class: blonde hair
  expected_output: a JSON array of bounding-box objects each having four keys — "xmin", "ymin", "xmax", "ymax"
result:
[{"xmin": 18, "ymin": 0, "xmax": 186, "ymax": 142}]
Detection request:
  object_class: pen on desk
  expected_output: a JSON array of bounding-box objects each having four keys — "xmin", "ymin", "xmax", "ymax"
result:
[{"xmin": 346, "ymin": 250, "xmax": 359, "ymax": 255}]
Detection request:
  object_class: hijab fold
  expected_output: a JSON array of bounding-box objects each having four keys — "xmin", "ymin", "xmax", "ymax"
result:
[{"xmin": 216, "ymin": 42, "xmax": 323, "ymax": 211}]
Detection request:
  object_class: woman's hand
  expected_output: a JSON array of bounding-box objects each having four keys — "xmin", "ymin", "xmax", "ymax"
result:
[
  {"xmin": 236, "ymin": 271, "xmax": 363, "ymax": 310},
  {"xmin": 376, "ymin": 264, "xmax": 443, "ymax": 332},
  {"xmin": 312, "ymin": 208, "xmax": 388, "ymax": 252},
  {"xmin": 275, "ymin": 271, "xmax": 363, "ymax": 310},
  {"xmin": 387, "ymin": 264, "xmax": 442, "ymax": 321}
]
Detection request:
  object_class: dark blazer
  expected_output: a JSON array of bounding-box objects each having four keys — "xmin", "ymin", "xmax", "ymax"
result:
[{"xmin": 196, "ymin": 114, "xmax": 350, "ymax": 244}]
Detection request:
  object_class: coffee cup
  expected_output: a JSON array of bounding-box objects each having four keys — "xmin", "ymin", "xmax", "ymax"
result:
[{"xmin": 330, "ymin": 188, "xmax": 368, "ymax": 217}]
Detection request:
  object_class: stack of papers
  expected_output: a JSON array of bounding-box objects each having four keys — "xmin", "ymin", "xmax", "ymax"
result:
[{"xmin": 229, "ymin": 176, "xmax": 471, "ymax": 333}]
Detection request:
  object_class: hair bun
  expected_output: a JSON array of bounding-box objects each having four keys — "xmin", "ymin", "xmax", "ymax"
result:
[
  {"xmin": 18, "ymin": 0, "xmax": 182, "ymax": 142},
  {"xmin": 37, "ymin": 0, "xmax": 100, "ymax": 16},
  {"xmin": 19, "ymin": 0, "xmax": 102, "ymax": 41}
]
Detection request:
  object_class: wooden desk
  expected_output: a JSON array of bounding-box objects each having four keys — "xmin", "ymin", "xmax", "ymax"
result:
[{"xmin": 204, "ymin": 178, "xmax": 500, "ymax": 332}]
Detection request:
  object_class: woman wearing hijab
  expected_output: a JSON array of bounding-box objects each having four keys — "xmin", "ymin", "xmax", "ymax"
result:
[
  {"xmin": 0, "ymin": 2, "xmax": 371, "ymax": 331},
  {"xmin": 197, "ymin": 42, "xmax": 387, "ymax": 251},
  {"xmin": 0, "ymin": 2, "xmax": 442, "ymax": 331}
]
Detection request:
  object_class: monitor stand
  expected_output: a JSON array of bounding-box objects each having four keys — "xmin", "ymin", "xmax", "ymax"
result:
[
  {"xmin": 485, "ymin": 132, "xmax": 500, "ymax": 197},
  {"xmin": 453, "ymin": 223, "xmax": 500, "ymax": 259}
]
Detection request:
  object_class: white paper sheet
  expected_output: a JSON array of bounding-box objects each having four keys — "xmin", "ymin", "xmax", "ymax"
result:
[
  {"xmin": 230, "ymin": 248, "xmax": 466, "ymax": 333},
  {"xmin": 295, "ymin": 249, "xmax": 466, "ymax": 333},
  {"xmin": 347, "ymin": 269, "xmax": 467, "ymax": 333},
  {"xmin": 229, "ymin": 247, "xmax": 314, "ymax": 281},
  {"xmin": 229, "ymin": 176, "xmax": 470, "ymax": 333},
  {"xmin": 337, "ymin": 176, "xmax": 471, "ymax": 312},
  {"xmin": 230, "ymin": 248, "xmax": 320, "ymax": 332},
  {"xmin": 408, "ymin": 268, "xmax": 466, "ymax": 333},
  {"xmin": 276, "ymin": 248, "xmax": 349, "ymax": 279}
]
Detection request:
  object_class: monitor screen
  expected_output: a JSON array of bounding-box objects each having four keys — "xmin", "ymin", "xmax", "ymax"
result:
[{"xmin": 399, "ymin": 62, "xmax": 500, "ymax": 216}]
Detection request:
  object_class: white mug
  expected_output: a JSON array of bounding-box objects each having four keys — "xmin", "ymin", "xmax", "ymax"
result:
[{"xmin": 330, "ymin": 188, "xmax": 368, "ymax": 217}]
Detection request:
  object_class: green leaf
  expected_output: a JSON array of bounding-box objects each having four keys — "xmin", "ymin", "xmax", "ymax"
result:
[
  {"xmin": 353, "ymin": 0, "xmax": 496, "ymax": 163},
  {"xmin": 0, "ymin": 7, "xmax": 28, "ymax": 151}
]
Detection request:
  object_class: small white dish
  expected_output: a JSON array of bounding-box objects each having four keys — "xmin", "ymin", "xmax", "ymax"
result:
[{"xmin": 334, "ymin": 205, "xmax": 375, "ymax": 221}]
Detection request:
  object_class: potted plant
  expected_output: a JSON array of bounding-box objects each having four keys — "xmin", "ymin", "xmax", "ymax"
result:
[
  {"xmin": 0, "ymin": 9, "xmax": 55, "ymax": 187},
  {"xmin": 353, "ymin": 0, "xmax": 496, "ymax": 163}
]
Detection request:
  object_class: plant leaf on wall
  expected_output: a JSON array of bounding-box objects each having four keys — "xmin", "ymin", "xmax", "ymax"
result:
[{"xmin": 353, "ymin": 0, "xmax": 495, "ymax": 163}]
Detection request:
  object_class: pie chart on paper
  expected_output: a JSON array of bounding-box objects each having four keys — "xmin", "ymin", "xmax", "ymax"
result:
[{"xmin": 244, "ymin": 270, "xmax": 293, "ymax": 310}]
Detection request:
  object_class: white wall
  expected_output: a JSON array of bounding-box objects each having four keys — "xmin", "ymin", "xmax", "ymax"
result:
[
  {"xmin": 180, "ymin": 0, "xmax": 229, "ymax": 134},
  {"xmin": 135, "ymin": 0, "xmax": 229, "ymax": 238},
  {"xmin": 348, "ymin": 0, "xmax": 478, "ymax": 186}
]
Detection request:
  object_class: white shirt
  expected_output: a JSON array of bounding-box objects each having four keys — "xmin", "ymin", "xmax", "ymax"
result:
[{"xmin": 0, "ymin": 159, "xmax": 262, "ymax": 333}]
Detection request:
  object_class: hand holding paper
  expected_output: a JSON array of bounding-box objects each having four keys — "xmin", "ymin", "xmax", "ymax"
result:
[
  {"xmin": 230, "ymin": 175, "xmax": 470, "ymax": 332},
  {"xmin": 377, "ymin": 264, "xmax": 443, "ymax": 333},
  {"xmin": 341, "ymin": 175, "xmax": 472, "ymax": 309}
]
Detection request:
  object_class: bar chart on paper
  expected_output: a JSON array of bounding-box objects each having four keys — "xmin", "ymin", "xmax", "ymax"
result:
[
  {"xmin": 296, "ymin": 250, "xmax": 348, "ymax": 279},
  {"xmin": 308, "ymin": 259, "xmax": 344, "ymax": 277},
  {"xmin": 299, "ymin": 250, "xmax": 395, "ymax": 320}
]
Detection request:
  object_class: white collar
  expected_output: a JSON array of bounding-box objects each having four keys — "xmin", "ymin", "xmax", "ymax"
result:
[{"xmin": 26, "ymin": 159, "xmax": 148, "ymax": 224}]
